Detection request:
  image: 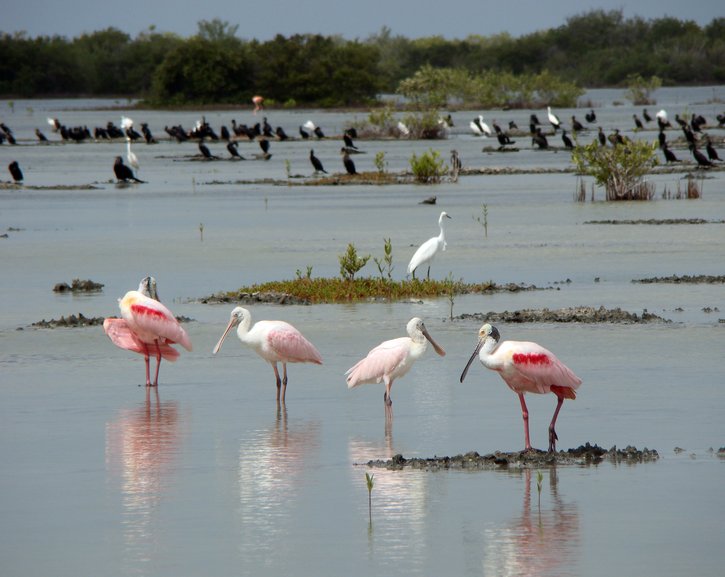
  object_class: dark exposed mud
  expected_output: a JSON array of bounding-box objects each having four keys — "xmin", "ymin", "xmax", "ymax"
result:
[
  {"xmin": 361, "ymin": 443, "xmax": 660, "ymax": 471},
  {"xmin": 632, "ymin": 274, "xmax": 725, "ymax": 284},
  {"xmin": 455, "ymin": 306, "xmax": 670, "ymax": 324},
  {"xmin": 53, "ymin": 279, "xmax": 105, "ymax": 293},
  {"xmin": 29, "ymin": 313, "xmax": 192, "ymax": 329},
  {"xmin": 585, "ymin": 218, "xmax": 725, "ymax": 225}
]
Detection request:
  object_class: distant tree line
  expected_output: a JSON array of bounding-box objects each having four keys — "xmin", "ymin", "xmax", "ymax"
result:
[{"xmin": 1, "ymin": 10, "xmax": 723, "ymax": 106}]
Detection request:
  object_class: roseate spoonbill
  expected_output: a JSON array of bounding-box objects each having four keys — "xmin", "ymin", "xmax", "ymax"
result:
[
  {"xmin": 104, "ymin": 277, "xmax": 192, "ymax": 387},
  {"xmin": 547, "ymin": 106, "xmax": 561, "ymax": 132},
  {"xmin": 252, "ymin": 95, "xmax": 264, "ymax": 113},
  {"xmin": 113, "ymin": 156, "xmax": 144, "ymax": 183},
  {"xmin": 407, "ymin": 211, "xmax": 451, "ymax": 280},
  {"xmin": 212, "ymin": 307, "xmax": 323, "ymax": 402},
  {"xmin": 346, "ymin": 317, "xmax": 446, "ymax": 409},
  {"xmin": 460, "ymin": 324, "xmax": 581, "ymax": 452}
]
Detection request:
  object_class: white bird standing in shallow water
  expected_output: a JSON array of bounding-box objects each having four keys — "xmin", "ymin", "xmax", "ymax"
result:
[
  {"xmin": 460, "ymin": 323, "xmax": 582, "ymax": 452},
  {"xmin": 126, "ymin": 138, "xmax": 139, "ymax": 170},
  {"xmin": 212, "ymin": 307, "xmax": 323, "ymax": 403},
  {"xmin": 407, "ymin": 211, "xmax": 452, "ymax": 280},
  {"xmin": 346, "ymin": 317, "xmax": 446, "ymax": 413},
  {"xmin": 547, "ymin": 106, "xmax": 561, "ymax": 132}
]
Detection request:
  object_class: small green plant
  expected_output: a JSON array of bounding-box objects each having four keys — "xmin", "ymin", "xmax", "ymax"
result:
[
  {"xmin": 295, "ymin": 266, "xmax": 313, "ymax": 280},
  {"xmin": 284, "ymin": 159, "xmax": 291, "ymax": 178},
  {"xmin": 199, "ymin": 222, "xmax": 204, "ymax": 241},
  {"xmin": 473, "ymin": 203, "xmax": 489, "ymax": 237},
  {"xmin": 374, "ymin": 151, "xmax": 387, "ymax": 174},
  {"xmin": 409, "ymin": 148, "xmax": 447, "ymax": 184},
  {"xmin": 536, "ymin": 470, "xmax": 544, "ymax": 512},
  {"xmin": 625, "ymin": 74, "xmax": 662, "ymax": 105},
  {"xmin": 339, "ymin": 243, "xmax": 370, "ymax": 281},
  {"xmin": 373, "ymin": 238, "xmax": 394, "ymax": 280},
  {"xmin": 572, "ymin": 139, "xmax": 659, "ymax": 200},
  {"xmin": 365, "ymin": 472, "xmax": 375, "ymax": 524}
]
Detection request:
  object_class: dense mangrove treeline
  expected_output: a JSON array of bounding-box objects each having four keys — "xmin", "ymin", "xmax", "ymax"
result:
[{"xmin": 1, "ymin": 10, "xmax": 724, "ymax": 106}]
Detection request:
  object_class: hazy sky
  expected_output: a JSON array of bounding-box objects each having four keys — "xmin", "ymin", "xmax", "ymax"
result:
[{"xmin": 4, "ymin": 0, "xmax": 723, "ymax": 40}]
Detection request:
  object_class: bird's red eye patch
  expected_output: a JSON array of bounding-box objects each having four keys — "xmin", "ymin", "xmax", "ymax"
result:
[{"xmin": 513, "ymin": 353, "xmax": 551, "ymax": 365}]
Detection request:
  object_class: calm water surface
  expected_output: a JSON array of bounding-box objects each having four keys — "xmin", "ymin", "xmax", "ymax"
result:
[{"xmin": 1, "ymin": 89, "xmax": 723, "ymax": 577}]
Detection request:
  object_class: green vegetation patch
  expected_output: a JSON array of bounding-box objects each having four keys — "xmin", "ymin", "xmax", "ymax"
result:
[{"xmin": 201, "ymin": 278, "xmax": 542, "ymax": 305}]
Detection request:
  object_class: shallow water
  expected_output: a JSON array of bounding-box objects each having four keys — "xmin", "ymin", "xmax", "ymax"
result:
[{"xmin": 1, "ymin": 89, "xmax": 724, "ymax": 577}]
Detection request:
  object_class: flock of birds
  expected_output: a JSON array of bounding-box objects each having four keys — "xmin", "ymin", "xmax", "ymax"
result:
[
  {"xmin": 105, "ymin": 206, "xmax": 580, "ymax": 455},
  {"xmin": 468, "ymin": 105, "xmax": 723, "ymax": 167},
  {"xmin": 3, "ymin": 101, "xmax": 723, "ymax": 185}
]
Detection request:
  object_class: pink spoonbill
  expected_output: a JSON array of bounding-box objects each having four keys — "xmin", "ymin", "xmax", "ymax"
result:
[
  {"xmin": 460, "ymin": 323, "xmax": 581, "ymax": 452},
  {"xmin": 212, "ymin": 307, "xmax": 323, "ymax": 402},
  {"xmin": 104, "ymin": 277, "xmax": 192, "ymax": 386},
  {"xmin": 252, "ymin": 95, "xmax": 264, "ymax": 114},
  {"xmin": 346, "ymin": 317, "xmax": 446, "ymax": 410}
]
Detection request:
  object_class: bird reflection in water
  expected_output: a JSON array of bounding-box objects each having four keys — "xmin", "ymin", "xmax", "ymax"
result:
[
  {"xmin": 483, "ymin": 468, "xmax": 579, "ymax": 577},
  {"xmin": 237, "ymin": 403, "xmax": 320, "ymax": 560},
  {"xmin": 348, "ymin": 423, "xmax": 428, "ymax": 571},
  {"xmin": 105, "ymin": 388, "xmax": 183, "ymax": 565}
]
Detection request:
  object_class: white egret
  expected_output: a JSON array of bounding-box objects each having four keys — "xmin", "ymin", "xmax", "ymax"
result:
[{"xmin": 407, "ymin": 211, "xmax": 452, "ymax": 280}]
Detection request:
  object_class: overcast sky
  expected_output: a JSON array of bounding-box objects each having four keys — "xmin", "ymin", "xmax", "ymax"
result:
[{"xmin": 4, "ymin": 0, "xmax": 722, "ymax": 40}]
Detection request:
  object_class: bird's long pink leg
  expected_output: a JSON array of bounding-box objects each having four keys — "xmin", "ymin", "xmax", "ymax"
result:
[
  {"xmin": 143, "ymin": 346, "xmax": 152, "ymax": 387},
  {"xmin": 151, "ymin": 340, "xmax": 162, "ymax": 387},
  {"xmin": 384, "ymin": 379, "xmax": 393, "ymax": 407},
  {"xmin": 518, "ymin": 393, "xmax": 532, "ymax": 450},
  {"xmin": 272, "ymin": 363, "xmax": 282, "ymax": 401},
  {"xmin": 281, "ymin": 363, "xmax": 288, "ymax": 402},
  {"xmin": 548, "ymin": 396, "xmax": 565, "ymax": 453}
]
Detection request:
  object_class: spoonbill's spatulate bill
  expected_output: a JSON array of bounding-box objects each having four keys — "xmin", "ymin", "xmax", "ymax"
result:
[
  {"xmin": 460, "ymin": 323, "xmax": 581, "ymax": 452},
  {"xmin": 212, "ymin": 307, "xmax": 323, "ymax": 402}
]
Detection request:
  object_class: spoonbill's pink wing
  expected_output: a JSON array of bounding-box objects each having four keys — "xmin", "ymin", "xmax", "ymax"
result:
[
  {"xmin": 103, "ymin": 318, "xmax": 180, "ymax": 361},
  {"xmin": 122, "ymin": 292, "xmax": 192, "ymax": 352},
  {"xmin": 346, "ymin": 337, "xmax": 409, "ymax": 388},
  {"xmin": 500, "ymin": 341, "xmax": 581, "ymax": 396},
  {"xmin": 267, "ymin": 324, "xmax": 322, "ymax": 364}
]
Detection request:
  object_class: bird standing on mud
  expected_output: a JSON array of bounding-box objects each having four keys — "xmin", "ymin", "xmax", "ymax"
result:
[
  {"xmin": 407, "ymin": 211, "xmax": 451, "ymax": 280},
  {"xmin": 460, "ymin": 324, "xmax": 581, "ymax": 452}
]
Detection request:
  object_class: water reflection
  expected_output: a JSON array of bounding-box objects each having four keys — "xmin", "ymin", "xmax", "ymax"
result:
[
  {"xmin": 237, "ymin": 402, "xmax": 320, "ymax": 563},
  {"xmin": 105, "ymin": 388, "xmax": 184, "ymax": 570},
  {"xmin": 483, "ymin": 468, "xmax": 580, "ymax": 577},
  {"xmin": 348, "ymin": 425, "xmax": 428, "ymax": 572}
]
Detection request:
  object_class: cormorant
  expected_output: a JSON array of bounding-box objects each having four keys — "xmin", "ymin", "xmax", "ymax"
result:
[
  {"xmin": 198, "ymin": 141, "xmax": 214, "ymax": 159},
  {"xmin": 341, "ymin": 148, "xmax": 357, "ymax": 174},
  {"xmin": 598, "ymin": 126, "xmax": 606, "ymax": 146},
  {"xmin": 113, "ymin": 156, "xmax": 144, "ymax": 183},
  {"xmin": 532, "ymin": 127, "xmax": 548, "ymax": 149},
  {"xmin": 705, "ymin": 138, "xmax": 721, "ymax": 162},
  {"xmin": 585, "ymin": 109, "xmax": 597, "ymax": 123},
  {"xmin": 8, "ymin": 160, "xmax": 23, "ymax": 182},
  {"xmin": 561, "ymin": 130, "xmax": 574, "ymax": 149},
  {"xmin": 571, "ymin": 116, "xmax": 584, "ymax": 132},
  {"xmin": 633, "ymin": 115, "xmax": 644, "ymax": 130},
  {"xmin": 227, "ymin": 141, "xmax": 244, "ymax": 159},
  {"xmin": 310, "ymin": 149, "xmax": 327, "ymax": 173},
  {"xmin": 35, "ymin": 128, "xmax": 48, "ymax": 142},
  {"xmin": 662, "ymin": 143, "xmax": 679, "ymax": 163},
  {"xmin": 689, "ymin": 143, "xmax": 712, "ymax": 168}
]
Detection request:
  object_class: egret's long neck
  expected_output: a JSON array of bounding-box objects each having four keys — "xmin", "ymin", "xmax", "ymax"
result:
[{"xmin": 439, "ymin": 218, "xmax": 447, "ymax": 247}]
